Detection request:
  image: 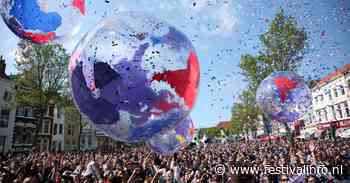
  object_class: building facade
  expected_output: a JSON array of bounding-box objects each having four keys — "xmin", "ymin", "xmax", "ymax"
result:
[
  {"xmin": 0, "ymin": 58, "xmax": 16, "ymax": 153},
  {"xmin": 80, "ymin": 117, "xmax": 97, "ymax": 151},
  {"xmin": 95, "ymin": 130, "xmax": 121, "ymax": 151},
  {"xmin": 303, "ymin": 64, "xmax": 350, "ymax": 137},
  {"xmin": 35, "ymin": 104, "xmax": 54, "ymax": 152},
  {"xmin": 52, "ymin": 105, "xmax": 65, "ymax": 151},
  {"xmin": 64, "ymin": 108, "xmax": 80, "ymax": 151},
  {"xmin": 12, "ymin": 105, "xmax": 36, "ymax": 152}
]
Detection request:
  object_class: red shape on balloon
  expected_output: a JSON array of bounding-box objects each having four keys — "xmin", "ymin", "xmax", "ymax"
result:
[
  {"xmin": 23, "ymin": 31, "xmax": 55, "ymax": 44},
  {"xmin": 72, "ymin": 0, "xmax": 85, "ymax": 15},
  {"xmin": 274, "ymin": 76, "xmax": 297, "ymax": 103},
  {"xmin": 152, "ymin": 51, "xmax": 200, "ymax": 109},
  {"xmin": 152, "ymin": 102, "xmax": 180, "ymax": 116}
]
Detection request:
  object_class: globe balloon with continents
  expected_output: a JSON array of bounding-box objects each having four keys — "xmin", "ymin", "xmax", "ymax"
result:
[
  {"xmin": 69, "ymin": 11, "xmax": 200, "ymax": 143},
  {"xmin": 256, "ymin": 71, "xmax": 311, "ymax": 123},
  {"xmin": 147, "ymin": 117, "xmax": 195, "ymax": 156},
  {"xmin": 0, "ymin": 0, "xmax": 85, "ymax": 44}
]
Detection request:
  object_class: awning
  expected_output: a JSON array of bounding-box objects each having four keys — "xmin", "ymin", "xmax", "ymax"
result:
[
  {"xmin": 314, "ymin": 128, "xmax": 328, "ymax": 138},
  {"xmin": 300, "ymin": 127, "xmax": 317, "ymax": 139},
  {"xmin": 258, "ymin": 135, "xmax": 280, "ymax": 142},
  {"xmin": 336, "ymin": 128, "xmax": 347, "ymax": 137},
  {"xmin": 338, "ymin": 129, "xmax": 350, "ymax": 138}
]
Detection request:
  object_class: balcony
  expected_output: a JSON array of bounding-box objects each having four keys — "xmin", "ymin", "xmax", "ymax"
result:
[
  {"xmin": 15, "ymin": 122, "xmax": 36, "ymax": 128},
  {"xmin": 15, "ymin": 115, "xmax": 35, "ymax": 120}
]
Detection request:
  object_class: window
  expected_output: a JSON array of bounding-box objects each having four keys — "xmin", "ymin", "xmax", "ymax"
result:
[
  {"xmin": 59, "ymin": 124, "xmax": 63, "ymax": 134},
  {"xmin": 348, "ymin": 80, "xmax": 350, "ymax": 90},
  {"xmin": 334, "ymin": 88, "xmax": 338, "ymax": 97},
  {"xmin": 43, "ymin": 139, "xmax": 48, "ymax": 151},
  {"xmin": 0, "ymin": 136, "xmax": 6, "ymax": 153},
  {"xmin": 337, "ymin": 104, "xmax": 343, "ymax": 119},
  {"xmin": 88, "ymin": 136, "xmax": 92, "ymax": 146},
  {"xmin": 344, "ymin": 102, "xmax": 350, "ymax": 117},
  {"xmin": 316, "ymin": 110, "xmax": 321, "ymax": 122},
  {"xmin": 339, "ymin": 86, "xmax": 345, "ymax": 95},
  {"xmin": 3, "ymin": 91, "xmax": 12, "ymax": 102},
  {"xmin": 320, "ymin": 95, "xmax": 324, "ymax": 101},
  {"xmin": 52, "ymin": 141, "xmax": 56, "ymax": 151},
  {"xmin": 57, "ymin": 107, "xmax": 62, "ymax": 119},
  {"xmin": 314, "ymin": 97, "xmax": 318, "ymax": 103},
  {"xmin": 24, "ymin": 107, "xmax": 32, "ymax": 117},
  {"xmin": 331, "ymin": 105, "xmax": 336, "ymax": 119},
  {"xmin": 0, "ymin": 109, "xmax": 10, "ymax": 127},
  {"xmin": 43, "ymin": 120, "xmax": 49, "ymax": 134},
  {"xmin": 68, "ymin": 124, "xmax": 73, "ymax": 135},
  {"xmin": 324, "ymin": 109, "xmax": 328, "ymax": 121},
  {"xmin": 58, "ymin": 142, "xmax": 62, "ymax": 151},
  {"xmin": 81, "ymin": 137, "xmax": 85, "ymax": 146},
  {"xmin": 16, "ymin": 107, "xmax": 22, "ymax": 116},
  {"xmin": 48, "ymin": 106, "xmax": 54, "ymax": 117},
  {"xmin": 328, "ymin": 91, "xmax": 332, "ymax": 100},
  {"xmin": 53, "ymin": 124, "xmax": 58, "ymax": 135},
  {"xmin": 17, "ymin": 107, "xmax": 33, "ymax": 117}
]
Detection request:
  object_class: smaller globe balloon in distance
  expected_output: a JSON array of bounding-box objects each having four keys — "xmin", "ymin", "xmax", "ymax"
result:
[
  {"xmin": 0, "ymin": 0, "xmax": 85, "ymax": 44},
  {"xmin": 256, "ymin": 71, "xmax": 311, "ymax": 123},
  {"xmin": 147, "ymin": 117, "xmax": 195, "ymax": 156},
  {"xmin": 69, "ymin": 11, "xmax": 200, "ymax": 142}
]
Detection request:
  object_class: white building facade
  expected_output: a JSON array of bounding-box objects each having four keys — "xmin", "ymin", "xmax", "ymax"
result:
[
  {"xmin": 80, "ymin": 117, "xmax": 97, "ymax": 151},
  {"xmin": 303, "ymin": 64, "xmax": 350, "ymax": 136},
  {"xmin": 52, "ymin": 105, "xmax": 65, "ymax": 151},
  {"xmin": 0, "ymin": 60, "xmax": 16, "ymax": 153}
]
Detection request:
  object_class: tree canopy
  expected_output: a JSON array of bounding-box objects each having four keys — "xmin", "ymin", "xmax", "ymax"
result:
[{"xmin": 231, "ymin": 9, "xmax": 308, "ymax": 136}]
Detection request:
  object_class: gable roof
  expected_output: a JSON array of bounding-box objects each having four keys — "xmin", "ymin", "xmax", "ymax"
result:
[{"xmin": 313, "ymin": 63, "xmax": 350, "ymax": 89}]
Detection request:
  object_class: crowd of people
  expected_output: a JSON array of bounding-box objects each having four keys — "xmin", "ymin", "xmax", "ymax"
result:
[{"xmin": 0, "ymin": 139, "xmax": 349, "ymax": 183}]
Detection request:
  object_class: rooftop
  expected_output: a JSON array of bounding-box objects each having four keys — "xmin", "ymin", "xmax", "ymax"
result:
[
  {"xmin": 216, "ymin": 121, "xmax": 231, "ymax": 129},
  {"xmin": 313, "ymin": 63, "xmax": 350, "ymax": 89}
]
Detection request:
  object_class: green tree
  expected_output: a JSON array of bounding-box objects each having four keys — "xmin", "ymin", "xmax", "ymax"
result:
[
  {"xmin": 15, "ymin": 40, "xmax": 69, "ymax": 150},
  {"xmin": 240, "ymin": 9, "xmax": 307, "ymax": 91},
  {"xmin": 236, "ymin": 9, "xmax": 308, "ymax": 141},
  {"xmin": 230, "ymin": 90, "xmax": 260, "ymax": 137}
]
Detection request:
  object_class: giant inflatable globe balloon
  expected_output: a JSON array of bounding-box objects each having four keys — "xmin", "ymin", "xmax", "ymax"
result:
[
  {"xmin": 256, "ymin": 71, "xmax": 311, "ymax": 123},
  {"xmin": 69, "ymin": 11, "xmax": 200, "ymax": 142},
  {"xmin": 0, "ymin": 0, "xmax": 85, "ymax": 44},
  {"xmin": 147, "ymin": 117, "xmax": 195, "ymax": 156}
]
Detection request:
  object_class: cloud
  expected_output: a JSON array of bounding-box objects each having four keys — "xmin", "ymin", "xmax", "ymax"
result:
[
  {"xmin": 180, "ymin": 0, "xmax": 238, "ymax": 36},
  {"xmin": 212, "ymin": 4, "xmax": 237, "ymax": 35}
]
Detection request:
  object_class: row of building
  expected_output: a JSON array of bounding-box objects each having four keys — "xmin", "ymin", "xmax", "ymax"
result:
[
  {"xmin": 298, "ymin": 64, "xmax": 350, "ymax": 138},
  {"xmin": 257, "ymin": 63, "xmax": 350, "ymax": 139},
  {"xmin": 0, "ymin": 58, "xmax": 118, "ymax": 153},
  {"xmin": 215, "ymin": 63, "xmax": 350, "ymax": 140}
]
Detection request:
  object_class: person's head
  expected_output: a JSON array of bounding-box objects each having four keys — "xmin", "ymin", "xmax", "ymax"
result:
[
  {"xmin": 23, "ymin": 176, "xmax": 40, "ymax": 183},
  {"xmin": 280, "ymin": 175, "xmax": 289, "ymax": 183},
  {"xmin": 260, "ymin": 175, "xmax": 269, "ymax": 183},
  {"xmin": 306, "ymin": 175, "xmax": 318, "ymax": 183},
  {"xmin": 164, "ymin": 169, "xmax": 174, "ymax": 182}
]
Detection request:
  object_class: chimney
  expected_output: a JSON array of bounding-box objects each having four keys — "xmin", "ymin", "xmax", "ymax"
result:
[{"xmin": 0, "ymin": 56, "xmax": 6, "ymax": 75}]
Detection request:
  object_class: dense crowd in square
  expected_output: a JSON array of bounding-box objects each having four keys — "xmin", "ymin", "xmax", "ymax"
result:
[{"xmin": 0, "ymin": 138, "xmax": 349, "ymax": 183}]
